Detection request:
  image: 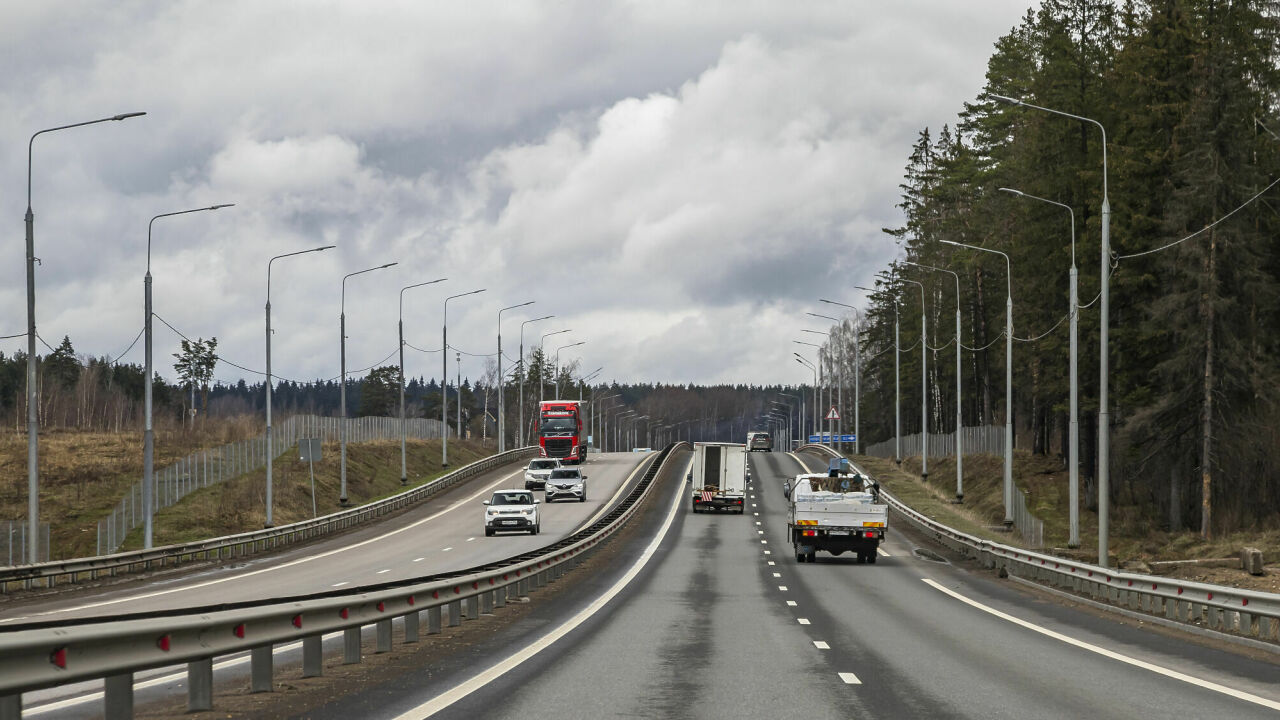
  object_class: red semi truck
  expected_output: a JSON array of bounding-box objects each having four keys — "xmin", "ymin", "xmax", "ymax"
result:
[{"xmin": 537, "ymin": 400, "xmax": 587, "ymax": 464}]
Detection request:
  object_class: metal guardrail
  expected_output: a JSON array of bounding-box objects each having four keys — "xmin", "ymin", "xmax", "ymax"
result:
[
  {"xmin": 1, "ymin": 446, "xmax": 538, "ymax": 593},
  {"xmin": 0, "ymin": 442, "xmax": 690, "ymax": 719},
  {"xmin": 794, "ymin": 444, "xmax": 1280, "ymax": 647}
]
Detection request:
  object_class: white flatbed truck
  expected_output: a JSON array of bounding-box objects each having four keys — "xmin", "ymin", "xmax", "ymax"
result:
[{"xmin": 787, "ymin": 458, "xmax": 887, "ymax": 563}]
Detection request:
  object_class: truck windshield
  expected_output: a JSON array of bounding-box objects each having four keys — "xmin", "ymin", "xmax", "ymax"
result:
[{"xmin": 540, "ymin": 418, "xmax": 577, "ymax": 432}]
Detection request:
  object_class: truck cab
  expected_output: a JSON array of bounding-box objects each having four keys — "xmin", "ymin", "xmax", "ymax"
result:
[{"xmin": 537, "ymin": 400, "xmax": 586, "ymax": 464}]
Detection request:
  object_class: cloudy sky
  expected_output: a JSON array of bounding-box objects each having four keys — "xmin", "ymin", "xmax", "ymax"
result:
[{"xmin": 0, "ymin": 1, "xmax": 1031, "ymax": 388}]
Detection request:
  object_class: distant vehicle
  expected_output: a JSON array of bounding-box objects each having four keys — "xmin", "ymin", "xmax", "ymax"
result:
[
  {"xmin": 787, "ymin": 458, "xmax": 886, "ymax": 563},
  {"xmin": 483, "ymin": 489, "xmax": 540, "ymax": 536},
  {"xmin": 747, "ymin": 431, "xmax": 773, "ymax": 453},
  {"xmin": 537, "ymin": 400, "xmax": 587, "ymax": 464},
  {"xmin": 688, "ymin": 442, "xmax": 748, "ymax": 513},
  {"xmin": 544, "ymin": 467, "xmax": 587, "ymax": 503},
  {"xmin": 524, "ymin": 458, "xmax": 560, "ymax": 490}
]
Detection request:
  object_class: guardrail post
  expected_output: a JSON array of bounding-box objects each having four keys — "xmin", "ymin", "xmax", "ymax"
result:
[
  {"xmin": 0, "ymin": 695, "xmax": 19, "ymax": 720},
  {"xmin": 494, "ymin": 585, "xmax": 507, "ymax": 608},
  {"xmin": 187, "ymin": 658, "xmax": 213, "ymax": 711},
  {"xmin": 463, "ymin": 595, "xmax": 479, "ymax": 619},
  {"xmin": 377, "ymin": 619, "xmax": 393, "ymax": 653},
  {"xmin": 404, "ymin": 610, "xmax": 420, "ymax": 643},
  {"xmin": 447, "ymin": 600, "xmax": 462, "ymax": 626},
  {"xmin": 250, "ymin": 645, "xmax": 273, "ymax": 692},
  {"xmin": 480, "ymin": 590, "xmax": 494, "ymax": 614},
  {"xmin": 104, "ymin": 672, "xmax": 132, "ymax": 719},
  {"xmin": 303, "ymin": 635, "xmax": 323, "ymax": 677},
  {"xmin": 344, "ymin": 628, "xmax": 362, "ymax": 664},
  {"xmin": 427, "ymin": 606, "xmax": 442, "ymax": 634}
]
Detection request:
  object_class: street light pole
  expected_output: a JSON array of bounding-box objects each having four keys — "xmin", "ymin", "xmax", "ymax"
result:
[
  {"xmin": 819, "ymin": 300, "xmax": 862, "ymax": 455},
  {"xmin": 900, "ymin": 277, "xmax": 928, "ymax": 480},
  {"xmin": 518, "ymin": 315, "xmax": 553, "ymax": 448},
  {"xmin": 265, "ymin": 245, "xmax": 335, "ymax": 527},
  {"xmin": 338, "ymin": 262, "xmax": 398, "ymax": 505},
  {"xmin": 442, "ymin": 289, "xmax": 486, "ymax": 468},
  {"xmin": 554, "ymin": 341, "xmax": 586, "ymax": 399},
  {"xmin": 25, "ymin": 110, "xmax": 146, "ymax": 563},
  {"xmin": 905, "ymin": 262, "xmax": 963, "ymax": 502},
  {"xmin": 143, "ymin": 203, "xmax": 233, "ymax": 548},
  {"xmin": 794, "ymin": 353, "xmax": 818, "ymax": 441},
  {"xmin": 857, "ymin": 283, "xmax": 899, "ymax": 463},
  {"xmin": 497, "ymin": 301, "xmax": 535, "ymax": 452},
  {"xmin": 992, "ymin": 93, "xmax": 1109, "ymax": 566},
  {"xmin": 1001, "ymin": 187, "xmax": 1079, "ymax": 546},
  {"xmin": 942, "ymin": 239, "xmax": 1013, "ymax": 524},
  {"xmin": 539, "ymin": 329, "xmax": 571, "ymax": 404},
  {"xmin": 399, "ymin": 278, "xmax": 447, "ymax": 485}
]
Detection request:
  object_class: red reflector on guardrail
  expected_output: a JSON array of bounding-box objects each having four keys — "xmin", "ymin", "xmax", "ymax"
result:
[
  {"xmin": 157, "ymin": 635, "xmax": 171, "ymax": 652},
  {"xmin": 233, "ymin": 624, "xmax": 245, "ymax": 639},
  {"xmin": 472, "ymin": 582, "xmax": 478, "ymax": 590},
  {"xmin": 408, "ymin": 595, "xmax": 415, "ymax": 606},
  {"xmin": 1243, "ymin": 598, "xmax": 1249, "ymax": 606},
  {"xmin": 292, "ymin": 615, "xmax": 302, "ymax": 629},
  {"xmin": 1208, "ymin": 592, "xmax": 1214, "ymax": 600},
  {"xmin": 454, "ymin": 586, "xmax": 460, "ymax": 594},
  {"xmin": 377, "ymin": 602, "xmax": 385, "ymax": 612},
  {"xmin": 340, "ymin": 608, "xmax": 349, "ymax": 619}
]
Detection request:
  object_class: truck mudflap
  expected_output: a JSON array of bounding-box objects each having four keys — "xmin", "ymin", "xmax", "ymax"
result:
[{"xmin": 691, "ymin": 493, "xmax": 746, "ymax": 513}]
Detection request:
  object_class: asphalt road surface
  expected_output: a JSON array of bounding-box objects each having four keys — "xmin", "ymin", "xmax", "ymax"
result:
[{"xmin": 317, "ymin": 448, "xmax": 1280, "ymax": 720}]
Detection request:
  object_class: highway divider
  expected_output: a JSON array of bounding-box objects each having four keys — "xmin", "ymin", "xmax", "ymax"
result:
[
  {"xmin": 0, "ymin": 442, "xmax": 691, "ymax": 719},
  {"xmin": 795, "ymin": 444, "xmax": 1280, "ymax": 649},
  {"xmin": 0, "ymin": 446, "xmax": 538, "ymax": 594}
]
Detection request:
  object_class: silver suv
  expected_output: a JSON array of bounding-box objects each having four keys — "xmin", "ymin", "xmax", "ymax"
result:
[
  {"xmin": 544, "ymin": 467, "xmax": 587, "ymax": 503},
  {"xmin": 484, "ymin": 490, "xmax": 540, "ymax": 536},
  {"xmin": 524, "ymin": 458, "xmax": 560, "ymax": 489}
]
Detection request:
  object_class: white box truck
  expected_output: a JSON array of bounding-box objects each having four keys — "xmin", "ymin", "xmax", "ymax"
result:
[
  {"xmin": 787, "ymin": 458, "xmax": 887, "ymax": 563},
  {"xmin": 688, "ymin": 442, "xmax": 747, "ymax": 514}
]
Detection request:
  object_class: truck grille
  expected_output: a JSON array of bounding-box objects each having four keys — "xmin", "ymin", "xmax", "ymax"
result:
[{"xmin": 543, "ymin": 438, "xmax": 573, "ymax": 457}]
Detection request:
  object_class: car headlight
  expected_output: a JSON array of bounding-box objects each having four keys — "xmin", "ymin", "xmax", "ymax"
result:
[{"xmin": 522, "ymin": 508, "xmax": 535, "ymax": 515}]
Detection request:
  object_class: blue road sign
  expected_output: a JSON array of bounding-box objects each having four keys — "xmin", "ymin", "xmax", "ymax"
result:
[{"xmin": 808, "ymin": 434, "xmax": 857, "ymax": 443}]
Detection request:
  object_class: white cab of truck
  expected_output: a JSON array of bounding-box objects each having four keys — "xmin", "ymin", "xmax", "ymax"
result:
[
  {"xmin": 688, "ymin": 442, "xmax": 748, "ymax": 514},
  {"xmin": 787, "ymin": 458, "xmax": 886, "ymax": 563}
]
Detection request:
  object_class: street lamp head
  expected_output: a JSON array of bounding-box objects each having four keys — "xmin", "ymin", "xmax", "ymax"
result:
[
  {"xmin": 379, "ymin": 262, "xmax": 399, "ymax": 270},
  {"xmin": 940, "ymin": 239, "xmax": 962, "ymax": 248},
  {"xmin": 314, "ymin": 245, "xmax": 336, "ymax": 252},
  {"xmin": 209, "ymin": 203, "xmax": 235, "ymax": 210},
  {"xmin": 112, "ymin": 112, "xmax": 147, "ymax": 121},
  {"xmin": 997, "ymin": 187, "xmax": 1025, "ymax": 197},
  {"xmin": 806, "ymin": 312, "xmax": 838, "ymax": 322},
  {"xmin": 990, "ymin": 93, "xmax": 1021, "ymax": 106}
]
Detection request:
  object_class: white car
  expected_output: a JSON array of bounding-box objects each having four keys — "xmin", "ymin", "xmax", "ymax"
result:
[
  {"xmin": 524, "ymin": 458, "xmax": 560, "ymax": 490},
  {"xmin": 484, "ymin": 490, "xmax": 540, "ymax": 536},
  {"xmin": 544, "ymin": 467, "xmax": 587, "ymax": 503}
]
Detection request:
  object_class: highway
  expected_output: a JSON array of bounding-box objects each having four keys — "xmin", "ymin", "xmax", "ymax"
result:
[
  {"xmin": 4, "ymin": 451, "xmax": 652, "ymax": 717},
  {"xmin": 294, "ymin": 448, "xmax": 1280, "ymax": 720}
]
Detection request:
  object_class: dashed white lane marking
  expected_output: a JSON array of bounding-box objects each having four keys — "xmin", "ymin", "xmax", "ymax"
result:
[
  {"xmin": 376, "ymin": 569, "xmax": 391, "ymax": 574},
  {"xmin": 786, "ymin": 601, "xmax": 797, "ymax": 607},
  {"xmin": 772, "ymin": 572, "xmax": 782, "ymax": 578},
  {"xmin": 877, "ymin": 547, "xmax": 890, "ymax": 557},
  {"xmin": 767, "ymin": 561, "xmax": 776, "ymax": 566},
  {"xmin": 332, "ymin": 582, "xmax": 349, "ymax": 587},
  {"xmin": 798, "ymin": 618, "xmax": 811, "ymax": 625},
  {"xmin": 778, "ymin": 586, "xmax": 788, "ymax": 591},
  {"xmin": 757, "ymin": 530, "xmax": 764, "ymax": 535},
  {"xmin": 763, "ymin": 550, "xmax": 772, "ymax": 555},
  {"xmin": 467, "ymin": 537, "xmax": 476, "ymax": 542},
  {"xmin": 922, "ymin": 578, "xmax": 1280, "ymax": 712},
  {"xmin": 839, "ymin": 672, "xmax": 862, "ymax": 685},
  {"xmin": 413, "ymin": 557, "xmax": 425, "ymax": 562},
  {"xmin": 761, "ymin": 540, "xmax": 768, "ymax": 544},
  {"xmin": 388, "ymin": 456, "xmax": 693, "ymax": 720},
  {"xmin": 814, "ymin": 641, "xmax": 830, "ymax": 650},
  {"xmin": 442, "ymin": 547, "xmax": 453, "ymax": 552},
  {"xmin": 755, "ymin": 521, "xmax": 761, "ymax": 525}
]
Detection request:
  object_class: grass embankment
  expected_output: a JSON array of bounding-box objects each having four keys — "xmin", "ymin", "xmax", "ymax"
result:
[
  {"xmin": 0, "ymin": 419, "xmax": 265, "ymax": 559},
  {"xmin": 853, "ymin": 451, "xmax": 1280, "ymax": 569},
  {"xmin": 125, "ymin": 439, "xmax": 490, "ymax": 549}
]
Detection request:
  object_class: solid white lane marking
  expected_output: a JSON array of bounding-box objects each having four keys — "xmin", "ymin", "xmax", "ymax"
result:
[
  {"xmin": 17, "ymin": 464, "xmax": 528, "ymax": 618},
  {"xmin": 814, "ymin": 641, "xmax": 830, "ymax": 650},
  {"xmin": 921, "ymin": 578, "xmax": 1280, "ymax": 711},
  {"xmin": 877, "ymin": 547, "xmax": 890, "ymax": 557},
  {"xmin": 332, "ymin": 582, "xmax": 349, "ymax": 587},
  {"xmin": 376, "ymin": 569, "xmax": 391, "ymax": 574},
  {"xmin": 839, "ymin": 672, "xmax": 862, "ymax": 685},
  {"xmin": 786, "ymin": 601, "xmax": 797, "ymax": 607},
  {"xmin": 389, "ymin": 455, "xmax": 693, "ymax": 720},
  {"xmin": 778, "ymin": 586, "xmax": 788, "ymax": 591},
  {"xmin": 798, "ymin": 618, "xmax": 811, "ymax": 625}
]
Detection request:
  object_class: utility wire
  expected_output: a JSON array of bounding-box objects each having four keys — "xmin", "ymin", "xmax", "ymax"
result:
[
  {"xmin": 0, "ymin": 332, "xmax": 24, "ymax": 340},
  {"xmin": 153, "ymin": 313, "xmax": 304, "ymax": 383},
  {"xmin": 961, "ymin": 332, "xmax": 1006, "ymax": 353},
  {"xmin": 1011, "ymin": 312, "xmax": 1069, "ymax": 343},
  {"xmin": 104, "ymin": 327, "xmax": 145, "ymax": 365},
  {"xmin": 1117, "ymin": 175, "xmax": 1280, "ymax": 259}
]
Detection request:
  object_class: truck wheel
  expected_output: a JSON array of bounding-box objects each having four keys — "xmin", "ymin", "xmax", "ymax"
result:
[
  {"xmin": 868, "ymin": 552, "xmax": 878, "ymax": 564},
  {"xmin": 806, "ymin": 552, "xmax": 816, "ymax": 563}
]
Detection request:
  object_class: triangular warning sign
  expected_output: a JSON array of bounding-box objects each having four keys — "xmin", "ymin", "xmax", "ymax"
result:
[{"xmin": 826, "ymin": 406, "xmax": 840, "ymax": 420}]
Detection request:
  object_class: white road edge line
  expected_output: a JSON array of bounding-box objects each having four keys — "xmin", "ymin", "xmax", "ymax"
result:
[
  {"xmin": 18, "ymin": 466, "xmax": 528, "ymax": 619},
  {"xmin": 921, "ymin": 578, "xmax": 1280, "ymax": 711},
  {"xmin": 877, "ymin": 547, "xmax": 890, "ymax": 557},
  {"xmin": 389, "ymin": 455, "xmax": 694, "ymax": 720}
]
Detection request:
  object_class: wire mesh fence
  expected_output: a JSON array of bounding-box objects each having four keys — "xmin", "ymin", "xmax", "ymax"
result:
[
  {"xmin": 96, "ymin": 414, "xmax": 445, "ymax": 555},
  {"xmin": 1, "ymin": 522, "xmax": 49, "ymax": 566},
  {"xmin": 864, "ymin": 424, "xmax": 1043, "ymax": 548}
]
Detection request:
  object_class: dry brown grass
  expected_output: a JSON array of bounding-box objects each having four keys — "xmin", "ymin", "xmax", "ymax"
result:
[{"xmin": 126, "ymin": 439, "xmax": 491, "ymax": 549}]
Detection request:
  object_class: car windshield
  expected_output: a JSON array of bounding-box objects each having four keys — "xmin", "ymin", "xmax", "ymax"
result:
[
  {"xmin": 549, "ymin": 469, "xmax": 580, "ymax": 480},
  {"xmin": 529, "ymin": 460, "xmax": 557, "ymax": 470},
  {"xmin": 491, "ymin": 492, "xmax": 534, "ymax": 506},
  {"xmin": 540, "ymin": 418, "xmax": 577, "ymax": 432}
]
